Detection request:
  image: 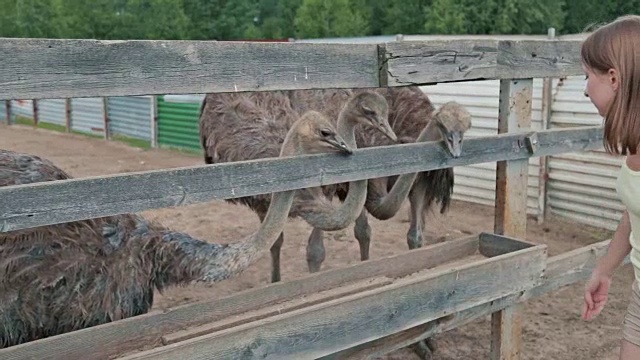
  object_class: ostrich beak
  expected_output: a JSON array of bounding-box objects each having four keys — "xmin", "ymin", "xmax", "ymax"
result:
[
  {"xmin": 326, "ymin": 136, "xmax": 353, "ymax": 154},
  {"xmin": 377, "ymin": 118, "xmax": 398, "ymax": 142},
  {"xmin": 446, "ymin": 132, "xmax": 463, "ymax": 158}
]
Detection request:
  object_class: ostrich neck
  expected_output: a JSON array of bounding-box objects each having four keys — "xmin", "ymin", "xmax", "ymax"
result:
[
  {"xmin": 297, "ymin": 109, "xmax": 367, "ymax": 231},
  {"xmin": 365, "ymin": 120, "xmax": 440, "ymax": 220},
  {"xmin": 336, "ymin": 112, "xmax": 357, "ymax": 146},
  {"xmin": 154, "ymin": 190, "xmax": 295, "ymax": 286}
]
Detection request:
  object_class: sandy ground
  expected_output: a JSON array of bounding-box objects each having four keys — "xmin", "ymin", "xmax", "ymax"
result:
[{"xmin": 1, "ymin": 123, "xmax": 633, "ymax": 360}]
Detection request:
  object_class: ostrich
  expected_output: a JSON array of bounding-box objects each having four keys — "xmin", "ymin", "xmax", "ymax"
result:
[
  {"xmin": 285, "ymin": 86, "xmax": 472, "ymax": 270},
  {"xmin": 286, "ymin": 87, "xmax": 472, "ymax": 360},
  {"xmin": 0, "ymin": 109, "xmax": 354, "ymax": 348},
  {"xmin": 199, "ymin": 90, "xmax": 397, "ymax": 283}
]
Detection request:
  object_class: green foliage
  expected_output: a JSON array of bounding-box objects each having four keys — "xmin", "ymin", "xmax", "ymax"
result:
[
  {"xmin": 424, "ymin": 0, "xmax": 466, "ymax": 34},
  {"xmin": 0, "ymin": 0, "xmax": 636, "ymax": 40},
  {"xmin": 294, "ymin": 0, "xmax": 369, "ymax": 38},
  {"xmin": 383, "ymin": 0, "xmax": 430, "ymax": 35}
]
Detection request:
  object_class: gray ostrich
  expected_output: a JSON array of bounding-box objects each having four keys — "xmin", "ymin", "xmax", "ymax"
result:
[
  {"xmin": 199, "ymin": 89, "xmax": 397, "ymax": 283},
  {"xmin": 0, "ymin": 109, "xmax": 354, "ymax": 349},
  {"xmin": 286, "ymin": 86, "xmax": 472, "ymax": 268}
]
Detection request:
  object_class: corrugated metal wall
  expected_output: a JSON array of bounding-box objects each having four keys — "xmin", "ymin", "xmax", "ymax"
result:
[
  {"xmin": 107, "ymin": 96, "xmax": 153, "ymax": 141},
  {"xmin": 11, "ymin": 100, "xmax": 33, "ymax": 120},
  {"xmin": 0, "ymin": 101, "xmax": 6, "ymax": 121},
  {"xmin": 38, "ymin": 99, "xmax": 67, "ymax": 126},
  {"xmin": 547, "ymin": 76, "xmax": 622, "ymax": 231},
  {"xmin": 156, "ymin": 96, "xmax": 202, "ymax": 152},
  {"xmin": 421, "ymin": 79, "xmax": 545, "ymax": 216},
  {"xmin": 71, "ymin": 97, "xmax": 105, "ymax": 136}
]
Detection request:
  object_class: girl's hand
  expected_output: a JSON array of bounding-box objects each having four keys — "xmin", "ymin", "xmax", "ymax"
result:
[{"xmin": 583, "ymin": 268, "xmax": 612, "ymax": 320}]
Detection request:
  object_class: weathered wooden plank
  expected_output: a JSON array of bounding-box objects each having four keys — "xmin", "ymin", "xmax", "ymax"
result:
[
  {"xmin": 381, "ymin": 40, "xmax": 498, "ymax": 86},
  {"xmin": 318, "ymin": 239, "xmax": 623, "ymax": 360},
  {"xmin": 0, "ymin": 235, "xmax": 479, "ymax": 360},
  {"xmin": 117, "ymin": 245, "xmax": 547, "ymax": 360},
  {"xmin": 537, "ymin": 29, "xmax": 556, "ymax": 225},
  {"xmin": 491, "ymin": 78, "xmax": 533, "ymax": 360},
  {"xmin": 381, "ymin": 39, "xmax": 583, "ymax": 86},
  {"xmin": 1, "ymin": 38, "xmax": 585, "ymax": 99},
  {"xmin": 478, "ymin": 232, "xmax": 538, "ymax": 258},
  {"xmin": 0, "ymin": 38, "xmax": 380, "ymax": 100},
  {"xmin": 497, "ymin": 40, "xmax": 583, "ymax": 80},
  {"xmin": 0, "ymin": 126, "xmax": 603, "ymax": 232},
  {"xmin": 161, "ymin": 277, "xmax": 395, "ymax": 346}
]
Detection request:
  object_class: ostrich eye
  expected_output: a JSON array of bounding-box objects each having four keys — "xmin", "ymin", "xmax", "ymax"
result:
[{"xmin": 320, "ymin": 129, "xmax": 332, "ymax": 137}]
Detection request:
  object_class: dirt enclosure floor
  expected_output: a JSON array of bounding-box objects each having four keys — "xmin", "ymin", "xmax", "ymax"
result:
[{"xmin": 1, "ymin": 123, "xmax": 633, "ymax": 360}]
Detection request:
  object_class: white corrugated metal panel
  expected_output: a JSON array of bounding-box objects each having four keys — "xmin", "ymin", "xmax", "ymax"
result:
[
  {"xmin": 163, "ymin": 94, "xmax": 205, "ymax": 104},
  {"xmin": 38, "ymin": 99, "xmax": 67, "ymax": 126},
  {"xmin": 0, "ymin": 101, "xmax": 6, "ymax": 121},
  {"xmin": 11, "ymin": 100, "xmax": 33, "ymax": 119},
  {"xmin": 71, "ymin": 97, "xmax": 105, "ymax": 136},
  {"xmin": 547, "ymin": 75, "xmax": 622, "ymax": 231},
  {"xmin": 420, "ymin": 79, "xmax": 545, "ymax": 216},
  {"xmin": 107, "ymin": 96, "xmax": 153, "ymax": 141}
]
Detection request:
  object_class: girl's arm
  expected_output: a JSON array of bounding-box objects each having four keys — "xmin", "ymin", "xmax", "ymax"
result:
[{"xmin": 596, "ymin": 209, "xmax": 631, "ymax": 277}]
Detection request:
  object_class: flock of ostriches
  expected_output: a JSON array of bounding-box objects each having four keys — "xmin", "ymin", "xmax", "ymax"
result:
[{"xmin": 0, "ymin": 85, "xmax": 472, "ymax": 359}]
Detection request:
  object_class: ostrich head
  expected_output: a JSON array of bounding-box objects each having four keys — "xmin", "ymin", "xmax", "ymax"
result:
[
  {"xmin": 434, "ymin": 101, "xmax": 472, "ymax": 158},
  {"xmin": 349, "ymin": 91, "xmax": 397, "ymax": 142},
  {"xmin": 281, "ymin": 110, "xmax": 354, "ymax": 157}
]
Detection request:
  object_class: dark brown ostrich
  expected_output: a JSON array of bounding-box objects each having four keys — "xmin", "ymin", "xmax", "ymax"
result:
[
  {"xmin": 0, "ymin": 109, "xmax": 354, "ymax": 349},
  {"xmin": 199, "ymin": 89, "xmax": 397, "ymax": 283}
]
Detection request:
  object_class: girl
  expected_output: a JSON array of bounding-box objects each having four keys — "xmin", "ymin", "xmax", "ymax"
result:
[{"xmin": 581, "ymin": 14, "xmax": 640, "ymax": 360}]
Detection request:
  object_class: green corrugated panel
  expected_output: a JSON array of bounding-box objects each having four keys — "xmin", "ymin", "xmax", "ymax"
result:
[{"xmin": 156, "ymin": 96, "xmax": 202, "ymax": 152}]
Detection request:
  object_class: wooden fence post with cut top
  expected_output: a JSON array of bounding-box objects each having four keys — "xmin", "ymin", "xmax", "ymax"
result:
[{"xmin": 491, "ymin": 78, "xmax": 534, "ymax": 360}]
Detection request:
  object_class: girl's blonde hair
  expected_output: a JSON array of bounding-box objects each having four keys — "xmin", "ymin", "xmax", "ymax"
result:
[{"xmin": 581, "ymin": 15, "xmax": 640, "ymax": 155}]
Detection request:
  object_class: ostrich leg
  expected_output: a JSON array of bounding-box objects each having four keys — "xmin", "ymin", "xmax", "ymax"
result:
[
  {"xmin": 353, "ymin": 209, "xmax": 372, "ymax": 261},
  {"xmin": 269, "ymin": 233, "xmax": 285, "ymax": 282},
  {"xmin": 406, "ymin": 176, "xmax": 428, "ymax": 250},
  {"xmin": 307, "ymin": 207, "xmax": 371, "ymax": 273},
  {"xmin": 306, "ymin": 228, "xmax": 326, "ymax": 273}
]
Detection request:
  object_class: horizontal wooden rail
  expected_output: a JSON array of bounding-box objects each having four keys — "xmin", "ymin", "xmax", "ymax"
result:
[
  {"xmin": 0, "ymin": 38, "xmax": 584, "ymax": 100},
  {"xmin": 320, "ymin": 237, "xmax": 627, "ymax": 359},
  {"xmin": 0, "ymin": 126, "xmax": 602, "ymax": 232},
  {"xmin": 116, "ymin": 235, "xmax": 547, "ymax": 359}
]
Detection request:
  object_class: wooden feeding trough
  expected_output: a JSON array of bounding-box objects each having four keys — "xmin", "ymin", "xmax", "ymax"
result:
[{"xmin": 1, "ymin": 232, "xmax": 547, "ymax": 360}]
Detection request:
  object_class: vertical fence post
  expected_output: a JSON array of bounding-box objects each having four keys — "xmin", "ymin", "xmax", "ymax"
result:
[
  {"xmin": 491, "ymin": 78, "xmax": 533, "ymax": 360},
  {"xmin": 537, "ymin": 27, "xmax": 556, "ymax": 224},
  {"xmin": 151, "ymin": 96, "xmax": 158, "ymax": 148},
  {"xmin": 32, "ymin": 99, "xmax": 39, "ymax": 127},
  {"xmin": 65, "ymin": 98, "xmax": 72, "ymax": 132},
  {"xmin": 103, "ymin": 97, "xmax": 110, "ymax": 140},
  {"xmin": 4, "ymin": 101, "xmax": 11, "ymax": 125}
]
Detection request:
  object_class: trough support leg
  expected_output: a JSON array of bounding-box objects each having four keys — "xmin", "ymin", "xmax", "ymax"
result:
[{"xmin": 491, "ymin": 78, "xmax": 533, "ymax": 360}]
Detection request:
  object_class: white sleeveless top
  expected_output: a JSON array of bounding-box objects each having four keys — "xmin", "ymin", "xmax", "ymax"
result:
[{"xmin": 616, "ymin": 158, "xmax": 640, "ymax": 282}]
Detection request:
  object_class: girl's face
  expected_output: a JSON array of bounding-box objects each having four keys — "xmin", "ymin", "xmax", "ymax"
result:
[{"xmin": 583, "ymin": 64, "xmax": 618, "ymax": 117}]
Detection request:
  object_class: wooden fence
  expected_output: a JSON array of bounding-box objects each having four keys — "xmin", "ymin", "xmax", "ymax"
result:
[{"xmin": 0, "ymin": 37, "xmax": 615, "ymax": 360}]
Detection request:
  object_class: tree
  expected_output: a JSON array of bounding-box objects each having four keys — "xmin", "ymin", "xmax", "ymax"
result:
[
  {"xmin": 383, "ymin": 0, "xmax": 430, "ymax": 35},
  {"xmin": 116, "ymin": 0, "xmax": 189, "ymax": 40},
  {"xmin": 424, "ymin": 0, "xmax": 466, "ymax": 34},
  {"xmin": 294, "ymin": 0, "xmax": 369, "ymax": 38}
]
